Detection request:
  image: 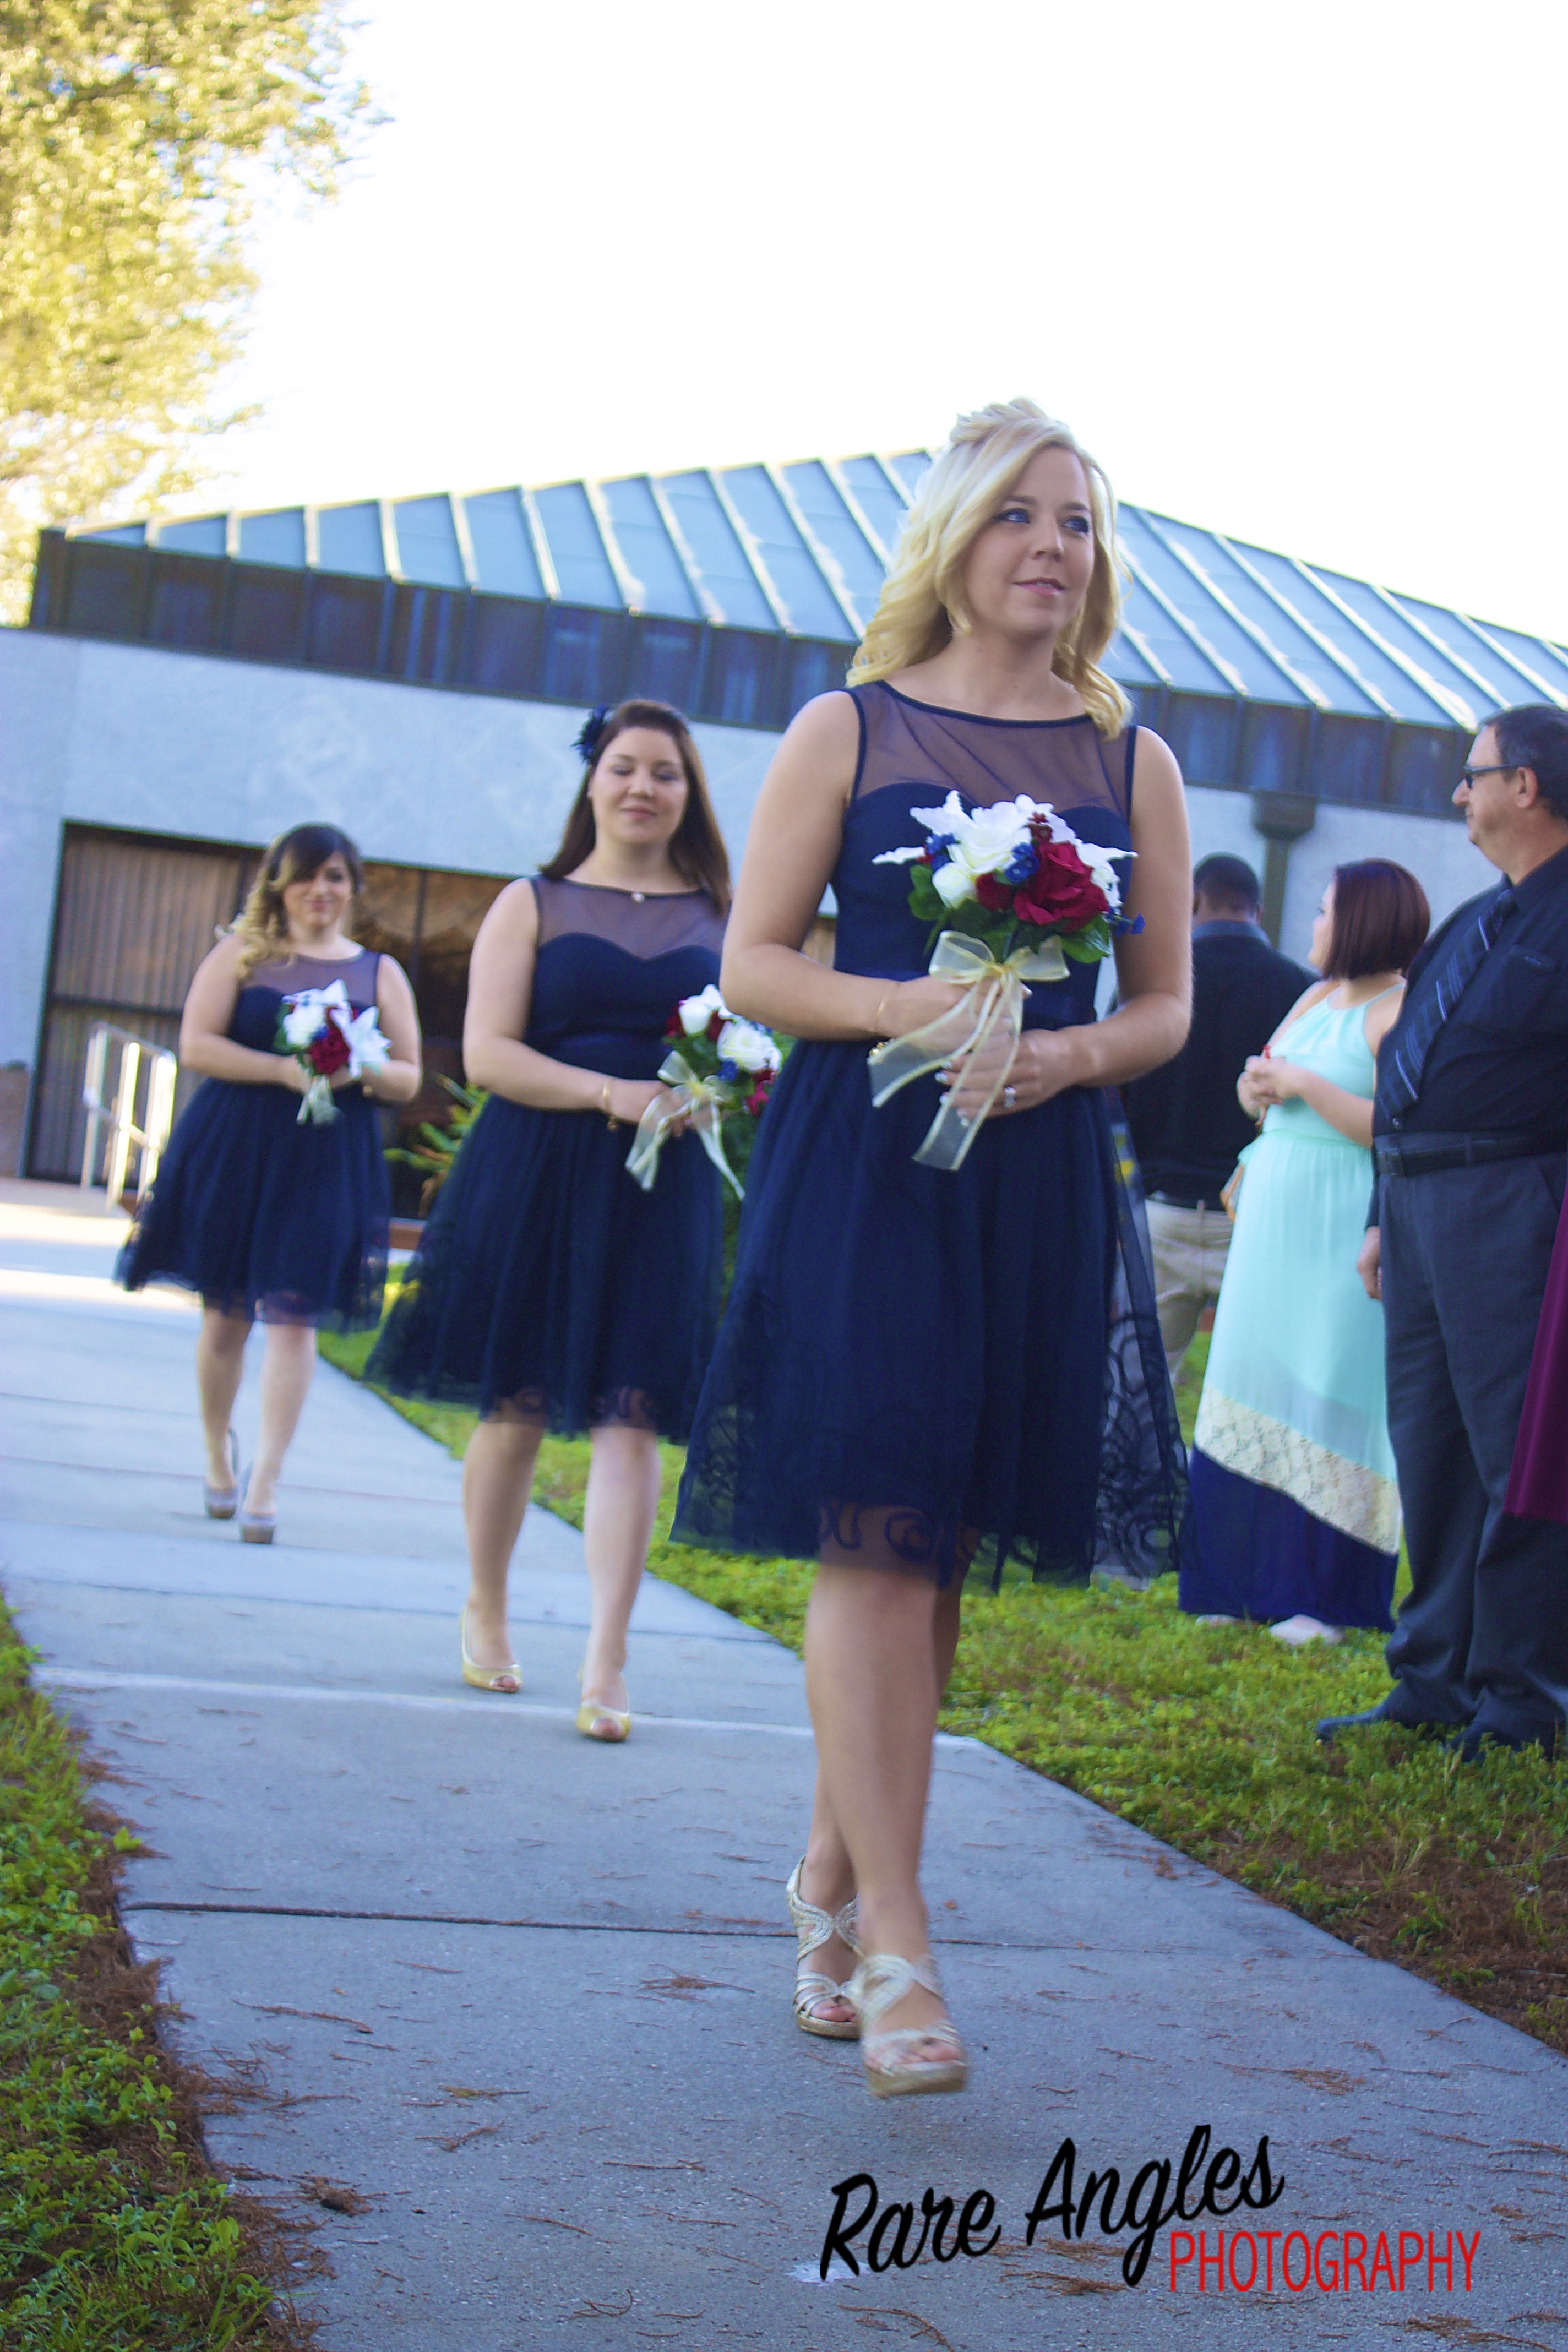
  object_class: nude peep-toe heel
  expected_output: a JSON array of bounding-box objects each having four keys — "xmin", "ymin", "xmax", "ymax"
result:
[
  {"xmin": 204, "ymin": 1430, "xmax": 241, "ymax": 1520},
  {"xmin": 786, "ymin": 1859, "xmax": 863, "ymax": 2039},
  {"xmin": 849, "ymin": 1953, "xmax": 968, "ymax": 2097},
  {"xmin": 460, "ymin": 1607, "xmax": 520, "ymax": 1695},
  {"xmin": 576, "ymin": 1670, "xmax": 630, "ymax": 1742}
]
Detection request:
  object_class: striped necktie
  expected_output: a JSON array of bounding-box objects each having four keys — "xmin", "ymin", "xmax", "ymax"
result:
[{"xmin": 1381, "ymin": 885, "xmax": 1518, "ymax": 1119}]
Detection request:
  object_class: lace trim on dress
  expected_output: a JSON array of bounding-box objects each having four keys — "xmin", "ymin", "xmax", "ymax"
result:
[{"xmin": 1195, "ymin": 1385, "xmax": 1402, "ymax": 1553}]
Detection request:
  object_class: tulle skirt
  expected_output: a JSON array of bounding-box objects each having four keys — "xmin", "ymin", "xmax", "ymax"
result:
[
  {"xmin": 367, "ymin": 1094, "xmax": 723, "ymax": 1439},
  {"xmin": 117, "ymin": 1078, "xmax": 389, "ymax": 1329},
  {"xmin": 673, "ymin": 1037, "xmax": 1185, "ymax": 1587}
]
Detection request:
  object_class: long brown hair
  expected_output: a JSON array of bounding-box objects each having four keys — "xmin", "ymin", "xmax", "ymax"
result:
[
  {"xmin": 538, "ymin": 700, "xmax": 731, "ymax": 912},
  {"xmin": 231, "ymin": 823, "xmax": 365, "ymax": 980}
]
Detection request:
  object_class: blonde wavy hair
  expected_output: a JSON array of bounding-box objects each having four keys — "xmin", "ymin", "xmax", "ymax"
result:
[
  {"xmin": 231, "ymin": 824, "xmax": 364, "ymax": 981},
  {"xmin": 848, "ymin": 398, "xmax": 1130, "ymax": 736}
]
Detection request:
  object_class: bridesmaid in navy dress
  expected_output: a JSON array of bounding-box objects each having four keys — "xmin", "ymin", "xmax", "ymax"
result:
[
  {"xmin": 674, "ymin": 401, "xmax": 1192, "ymax": 2095},
  {"xmin": 369, "ymin": 701, "xmax": 729, "ymax": 1736},
  {"xmin": 119, "ymin": 824, "xmax": 422, "ymax": 1539}
]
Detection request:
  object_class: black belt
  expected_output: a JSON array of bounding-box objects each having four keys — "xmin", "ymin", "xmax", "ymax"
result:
[{"xmin": 1374, "ymin": 1131, "xmax": 1567, "ymax": 1178}]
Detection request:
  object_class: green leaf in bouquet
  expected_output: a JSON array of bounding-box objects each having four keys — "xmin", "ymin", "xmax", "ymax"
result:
[{"xmin": 1060, "ymin": 916, "xmax": 1113, "ymax": 963}]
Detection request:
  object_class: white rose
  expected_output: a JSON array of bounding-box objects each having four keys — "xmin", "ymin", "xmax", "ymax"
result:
[
  {"xmin": 679, "ymin": 983, "xmax": 727, "ymax": 1036},
  {"xmin": 717, "ymin": 1019, "xmax": 777, "ymax": 1073},
  {"xmin": 933, "ymin": 859, "xmax": 977, "ymax": 909}
]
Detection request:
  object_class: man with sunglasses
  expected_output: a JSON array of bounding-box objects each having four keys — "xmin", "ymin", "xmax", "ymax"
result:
[{"xmin": 1318, "ymin": 704, "xmax": 1568, "ymax": 1761}]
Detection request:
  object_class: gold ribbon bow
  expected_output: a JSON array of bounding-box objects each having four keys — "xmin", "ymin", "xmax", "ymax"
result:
[
  {"xmin": 625, "ymin": 1048, "xmax": 745, "ymax": 1196},
  {"xmin": 866, "ymin": 930, "xmax": 1066, "ymax": 1172}
]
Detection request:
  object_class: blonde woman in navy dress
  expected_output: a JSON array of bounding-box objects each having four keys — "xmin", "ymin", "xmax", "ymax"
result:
[
  {"xmin": 676, "ymin": 402, "xmax": 1193, "ymax": 2095},
  {"xmin": 370, "ymin": 703, "xmax": 729, "ymax": 1738},
  {"xmin": 120, "ymin": 825, "xmax": 422, "ymax": 1538}
]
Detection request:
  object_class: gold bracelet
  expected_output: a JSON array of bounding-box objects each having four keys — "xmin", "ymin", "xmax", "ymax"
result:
[{"xmin": 601, "ymin": 1079, "xmax": 621, "ymax": 1131}]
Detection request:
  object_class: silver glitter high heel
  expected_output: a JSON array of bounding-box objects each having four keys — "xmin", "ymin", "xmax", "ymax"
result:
[{"xmin": 786, "ymin": 1858, "xmax": 863, "ymax": 2039}]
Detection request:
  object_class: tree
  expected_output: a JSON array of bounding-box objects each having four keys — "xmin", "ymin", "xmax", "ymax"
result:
[{"xmin": 0, "ymin": 3, "xmax": 373, "ymax": 619}]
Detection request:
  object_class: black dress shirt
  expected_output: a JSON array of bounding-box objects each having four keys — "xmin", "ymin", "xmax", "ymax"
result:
[
  {"xmin": 1373, "ymin": 843, "xmax": 1568, "ymax": 1148},
  {"xmin": 1125, "ymin": 919, "xmax": 1313, "ymax": 1205}
]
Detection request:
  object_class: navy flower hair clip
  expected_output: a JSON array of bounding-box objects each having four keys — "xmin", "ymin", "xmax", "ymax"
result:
[{"xmin": 574, "ymin": 705, "xmax": 612, "ymax": 769}]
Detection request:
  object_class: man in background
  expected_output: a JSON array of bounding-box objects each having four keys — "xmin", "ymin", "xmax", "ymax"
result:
[{"xmin": 1125, "ymin": 853, "xmax": 1313, "ymax": 1377}]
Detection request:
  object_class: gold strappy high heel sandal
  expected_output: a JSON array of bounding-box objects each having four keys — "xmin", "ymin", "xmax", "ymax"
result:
[
  {"xmin": 786, "ymin": 1859, "xmax": 863, "ymax": 2039},
  {"xmin": 848, "ymin": 1952, "xmax": 968, "ymax": 2096}
]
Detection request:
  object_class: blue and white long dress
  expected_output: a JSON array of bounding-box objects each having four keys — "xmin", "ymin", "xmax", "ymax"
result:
[{"xmin": 1179, "ymin": 990, "xmax": 1401, "ymax": 1627}]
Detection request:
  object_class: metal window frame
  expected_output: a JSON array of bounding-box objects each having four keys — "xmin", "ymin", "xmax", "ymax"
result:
[
  {"xmin": 763, "ymin": 462, "xmax": 864, "ymax": 638},
  {"xmin": 1287, "ymin": 559, "xmax": 1478, "ymax": 731},
  {"xmin": 1118, "ymin": 545, "xmax": 1250, "ymax": 698},
  {"xmin": 448, "ymin": 495, "xmax": 481, "ymax": 592},
  {"xmin": 1457, "ymin": 616, "xmax": 1568, "ymax": 711},
  {"xmin": 1114, "ymin": 619, "xmax": 1174, "ymax": 688},
  {"xmin": 821, "ymin": 458, "xmax": 896, "ymax": 566},
  {"xmin": 1207, "ymin": 533, "xmax": 1404, "ymax": 721},
  {"xmin": 519, "ymin": 489, "xmax": 561, "ymax": 601},
  {"xmin": 646, "ymin": 475, "xmax": 723, "ymax": 626},
  {"xmin": 1135, "ymin": 513, "xmax": 1330, "ymax": 710},
  {"xmin": 704, "ymin": 470, "xmax": 792, "ymax": 633},
  {"xmin": 581, "ymin": 478, "xmax": 644, "ymax": 613}
]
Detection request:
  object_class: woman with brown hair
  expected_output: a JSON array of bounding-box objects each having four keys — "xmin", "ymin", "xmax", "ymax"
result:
[
  {"xmin": 369, "ymin": 700, "xmax": 730, "ymax": 1734},
  {"xmin": 119, "ymin": 823, "xmax": 423, "ymax": 1540},
  {"xmin": 1179, "ymin": 858, "xmax": 1430, "ymax": 1641}
]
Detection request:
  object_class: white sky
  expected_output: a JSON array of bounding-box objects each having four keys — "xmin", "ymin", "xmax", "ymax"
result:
[{"xmin": 190, "ymin": 0, "xmax": 1568, "ymax": 642}]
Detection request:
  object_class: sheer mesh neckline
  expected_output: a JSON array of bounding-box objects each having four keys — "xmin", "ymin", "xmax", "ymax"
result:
[
  {"xmin": 249, "ymin": 946, "xmax": 377, "ymax": 984},
  {"xmin": 532, "ymin": 874, "xmax": 726, "ymax": 957},
  {"xmin": 552, "ymin": 875, "xmax": 703, "ymax": 900},
  {"xmin": 851, "ymin": 679, "xmax": 1128, "ymax": 821},
  {"xmin": 879, "ymin": 683, "xmax": 1101, "ymax": 732}
]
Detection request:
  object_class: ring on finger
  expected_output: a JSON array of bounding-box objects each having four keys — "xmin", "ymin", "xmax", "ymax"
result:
[{"xmin": 1002, "ymin": 1084, "xmax": 1018, "ymax": 1111}]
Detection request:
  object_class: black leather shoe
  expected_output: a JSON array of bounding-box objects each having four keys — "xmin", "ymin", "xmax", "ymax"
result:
[{"xmin": 1448, "ymin": 1721, "xmax": 1562, "ymax": 1764}]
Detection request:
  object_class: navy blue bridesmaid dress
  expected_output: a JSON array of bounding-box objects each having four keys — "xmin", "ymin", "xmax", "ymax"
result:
[
  {"xmin": 673, "ymin": 683, "xmax": 1185, "ymax": 1585},
  {"xmin": 118, "ymin": 947, "xmax": 390, "ymax": 1328},
  {"xmin": 368, "ymin": 879, "xmax": 726, "ymax": 1438}
]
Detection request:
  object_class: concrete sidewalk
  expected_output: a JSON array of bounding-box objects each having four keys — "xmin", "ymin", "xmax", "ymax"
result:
[{"xmin": 3, "ymin": 1176, "xmax": 1565, "ymax": 2350}]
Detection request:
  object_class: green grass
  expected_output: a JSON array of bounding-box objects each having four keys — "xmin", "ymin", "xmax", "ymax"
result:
[
  {"xmin": 0, "ymin": 1603, "xmax": 303, "ymax": 2349},
  {"xmin": 321, "ymin": 1313, "xmax": 1568, "ymax": 2057}
]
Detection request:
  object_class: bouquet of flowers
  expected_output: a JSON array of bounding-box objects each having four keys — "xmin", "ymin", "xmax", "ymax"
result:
[
  {"xmin": 276, "ymin": 980, "xmax": 392, "ymax": 1125},
  {"xmin": 869, "ymin": 792, "xmax": 1138, "ymax": 1170},
  {"xmin": 625, "ymin": 983, "xmax": 781, "ymax": 1197}
]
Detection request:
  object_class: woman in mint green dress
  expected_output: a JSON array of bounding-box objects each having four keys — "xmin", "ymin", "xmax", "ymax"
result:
[{"xmin": 1179, "ymin": 862, "xmax": 1429, "ymax": 1641}]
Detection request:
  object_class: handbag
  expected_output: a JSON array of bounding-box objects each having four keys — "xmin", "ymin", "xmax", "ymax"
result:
[{"xmin": 1219, "ymin": 1162, "xmax": 1245, "ymax": 1223}]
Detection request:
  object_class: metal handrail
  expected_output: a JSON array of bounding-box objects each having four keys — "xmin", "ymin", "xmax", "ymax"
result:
[{"xmin": 80, "ymin": 1023, "xmax": 178, "ymax": 1205}]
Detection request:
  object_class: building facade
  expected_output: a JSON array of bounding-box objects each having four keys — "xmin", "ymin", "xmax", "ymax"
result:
[{"xmin": 6, "ymin": 445, "xmax": 1564, "ymax": 1182}]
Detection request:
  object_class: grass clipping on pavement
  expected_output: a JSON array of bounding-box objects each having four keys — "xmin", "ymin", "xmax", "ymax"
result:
[
  {"xmin": 322, "ymin": 1316, "xmax": 1568, "ymax": 2060},
  {"xmin": 0, "ymin": 1600, "xmax": 309, "ymax": 2350}
]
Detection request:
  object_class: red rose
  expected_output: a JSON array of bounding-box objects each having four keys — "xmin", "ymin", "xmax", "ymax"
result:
[
  {"xmin": 745, "ymin": 1081, "xmax": 772, "ymax": 1117},
  {"xmin": 306, "ymin": 1017, "xmax": 352, "ymax": 1076},
  {"xmin": 664, "ymin": 1011, "xmax": 684, "ymax": 1040},
  {"xmin": 973, "ymin": 871, "xmax": 1016, "ymax": 913},
  {"xmin": 706, "ymin": 1011, "xmax": 726, "ymax": 1043},
  {"xmin": 1016, "ymin": 839, "xmax": 1107, "ymax": 930}
]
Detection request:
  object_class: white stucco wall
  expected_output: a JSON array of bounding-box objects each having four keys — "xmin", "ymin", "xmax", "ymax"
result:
[
  {"xmin": 0, "ymin": 623, "xmax": 1494, "ymax": 1074},
  {"xmin": 0, "ymin": 627, "xmax": 777, "ymax": 1066}
]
